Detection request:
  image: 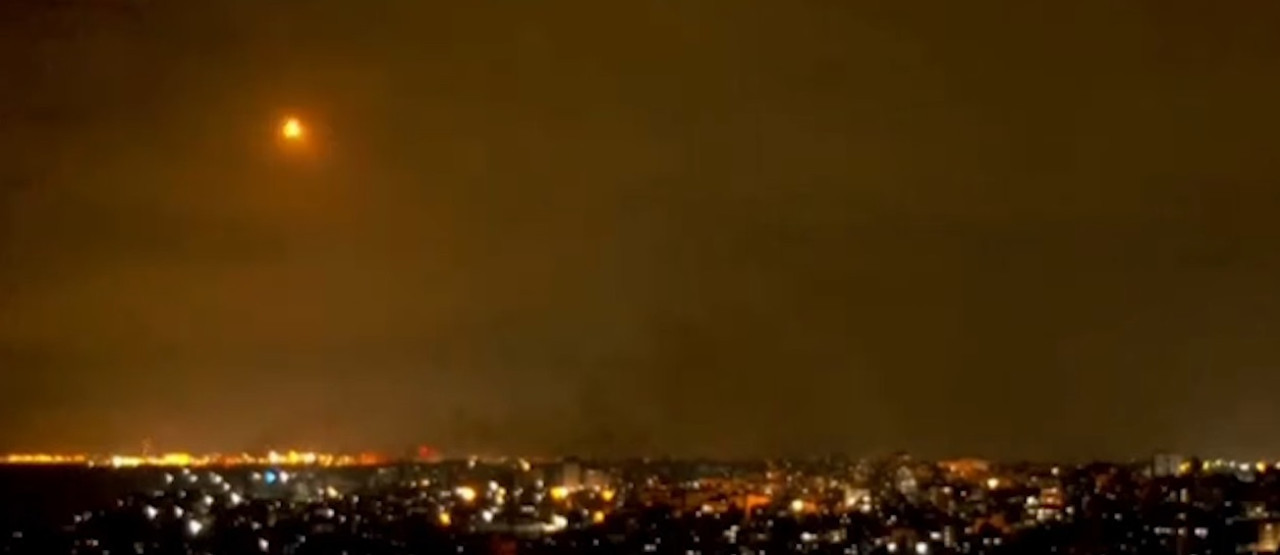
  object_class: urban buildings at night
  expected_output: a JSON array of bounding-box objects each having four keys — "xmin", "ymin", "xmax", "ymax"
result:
[{"xmin": 4, "ymin": 452, "xmax": 1280, "ymax": 554}]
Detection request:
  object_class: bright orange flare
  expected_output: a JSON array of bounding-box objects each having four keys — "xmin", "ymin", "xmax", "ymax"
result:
[{"xmin": 281, "ymin": 117, "xmax": 304, "ymax": 140}]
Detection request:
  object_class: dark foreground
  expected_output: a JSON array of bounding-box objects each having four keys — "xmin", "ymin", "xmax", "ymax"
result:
[{"xmin": 0, "ymin": 460, "xmax": 1278, "ymax": 554}]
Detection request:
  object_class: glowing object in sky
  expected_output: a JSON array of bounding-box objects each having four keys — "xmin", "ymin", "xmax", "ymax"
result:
[{"xmin": 281, "ymin": 117, "xmax": 304, "ymax": 140}]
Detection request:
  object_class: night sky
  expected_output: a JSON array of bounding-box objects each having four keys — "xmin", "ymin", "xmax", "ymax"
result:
[{"xmin": 3, "ymin": 1, "xmax": 1280, "ymax": 460}]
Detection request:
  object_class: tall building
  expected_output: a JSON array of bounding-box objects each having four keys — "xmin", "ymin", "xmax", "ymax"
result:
[
  {"xmin": 583, "ymin": 468, "xmax": 610, "ymax": 490},
  {"xmin": 1152, "ymin": 453, "xmax": 1185, "ymax": 477},
  {"xmin": 895, "ymin": 466, "xmax": 919, "ymax": 498},
  {"xmin": 561, "ymin": 459, "xmax": 582, "ymax": 490},
  {"xmin": 1247, "ymin": 522, "xmax": 1280, "ymax": 553}
]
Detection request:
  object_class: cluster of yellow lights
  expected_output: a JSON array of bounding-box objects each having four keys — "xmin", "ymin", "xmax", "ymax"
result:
[
  {"xmin": 0, "ymin": 450, "xmax": 386, "ymax": 468},
  {"xmin": 3, "ymin": 454, "xmax": 89, "ymax": 465},
  {"xmin": 109, "ymin": 454, "xmax": 198, "ymax": 468}
]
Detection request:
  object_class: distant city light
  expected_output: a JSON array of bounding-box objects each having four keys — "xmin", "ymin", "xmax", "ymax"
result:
[
  {"xmin": 1, "ymin": 450, "xmax": 376, "ymax": 469},
  {"xmin": 549, "ymin": 486, "xmax": 569, "ymax": 501},
  {"xmin": 549, "ymin": 514, "xmax": 569, "ymax": 532},
  {"xmin": 455, "ymin": 486, "xmax": 477, "ymax": 503}
]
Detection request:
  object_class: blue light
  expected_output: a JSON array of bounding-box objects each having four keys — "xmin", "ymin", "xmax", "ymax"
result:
[{"xmin": 264, "ymin": 470, "xmax": 278, "ymax": 485}]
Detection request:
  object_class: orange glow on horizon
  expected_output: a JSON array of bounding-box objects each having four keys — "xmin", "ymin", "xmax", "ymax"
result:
[{"xmin": 0, "ymin": 450, "xmax": 388, "ymax": 468}]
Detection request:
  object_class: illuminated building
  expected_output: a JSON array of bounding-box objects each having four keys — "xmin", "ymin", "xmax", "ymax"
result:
[
  {"xmin": 560, "ymin": 459, "xmax": 582, "ymax": 490},
  {"xmin": 1152, "ymin": 452, "xmax": 1186, "ymax": 477},
  {"xmin": 1253, "ymin": 522, "xmax": 1280, "ymax": 553}
]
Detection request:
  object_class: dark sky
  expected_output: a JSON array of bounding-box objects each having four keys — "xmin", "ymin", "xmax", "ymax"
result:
[{"xmin": 3, "ymin": 0, "xmax": 1280, "ymax": 460}]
